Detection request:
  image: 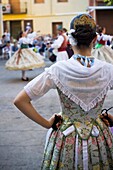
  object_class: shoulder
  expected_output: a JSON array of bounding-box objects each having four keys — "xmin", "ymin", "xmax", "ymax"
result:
[
  {"xmin": 47, "ymin": 58, "xmax": 75, "ymax": 73},
  {"xmin": 58, "ymin": 35, "xmax": 65, "ymax": 40},
  {"xmin": 96, "ymin": 58, "xmax": 113, "ymax": 72}
]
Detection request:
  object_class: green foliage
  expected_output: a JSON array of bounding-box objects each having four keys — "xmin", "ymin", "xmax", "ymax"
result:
[{"xmin": 104, "ymin": 0, "xmax": 113, "ymax": 5}]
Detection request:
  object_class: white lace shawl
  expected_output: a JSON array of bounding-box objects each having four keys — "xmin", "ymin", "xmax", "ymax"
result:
[{"xmin": 46, "ymin": 57, "xmax": 113, "ymax": 111}]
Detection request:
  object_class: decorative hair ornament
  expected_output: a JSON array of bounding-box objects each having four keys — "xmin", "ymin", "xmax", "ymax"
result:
[
  {"xmin": 68, "ymin": 29, "xmax": 77, "ymax": 46},
  {"xmin": 70, "ymin": 14, "xmax": 96, "ymax": 31}
]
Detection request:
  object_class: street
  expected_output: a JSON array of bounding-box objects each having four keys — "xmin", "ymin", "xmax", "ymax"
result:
[
  {"xmin": 0, "ymin": 58, "xmax": 113, "ymax": 170},
  {"xmin": 0, "ymin": 58, "xmax": 61, "ymax": 170}
]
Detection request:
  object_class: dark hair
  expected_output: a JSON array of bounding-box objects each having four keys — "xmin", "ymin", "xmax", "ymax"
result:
[
  {"xmin": 71, "ymin": 24, "xmax": 97, "ymax": 48},
  {"xmin": 97, "ymin": 26, "xmax": 105, "ymax": 35},
  {"xmin": 19, "ymin": 31, "xmax": 23, "ymax": 38},
  {"xmin": 16, "ymin": 31, "xmax": 23, "ymax": 41},
  {"xmin": 2, "ymin": 34, "xmax": 6, "ymax": 38},
  {"xmin": 63, "ymin": 28, "xmax": 67, "ymax": 32},
  {"xmin": 6, "ymin": 41, "xmax": 10, "ymax": 43}
]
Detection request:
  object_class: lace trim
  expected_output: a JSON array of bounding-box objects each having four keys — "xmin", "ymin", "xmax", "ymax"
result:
[{"xmin": 50, "ymin": 74, "xmax": 113, "ymax": 112}]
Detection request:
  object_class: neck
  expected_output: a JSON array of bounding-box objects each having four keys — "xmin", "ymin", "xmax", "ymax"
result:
[{"xmin": 72, "ymin": 46, "xmax": 92, "ymax": 57}]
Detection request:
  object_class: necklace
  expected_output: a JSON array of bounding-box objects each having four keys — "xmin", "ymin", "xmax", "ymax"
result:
[{"xmin": 73, "ymin": 54, "xmax": 94, "ymax": 67}]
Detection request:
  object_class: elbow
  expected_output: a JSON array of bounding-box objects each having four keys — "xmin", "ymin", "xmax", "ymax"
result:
[
  {"xmin": 13, "ymin": 90, "xmax": 25, "ymax": 107},
  {"xmin": 13, "ymin": 90, "xmax": 30, "ymax": 108},
  {"xmin": 13, "ymin": 96, "xmax": 22, "ymax": 108}
]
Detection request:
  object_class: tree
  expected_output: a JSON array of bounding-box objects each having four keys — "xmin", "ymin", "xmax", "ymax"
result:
[{"xmin": 104, "ymin": 0, "xmax": 113, "ymax": 5}]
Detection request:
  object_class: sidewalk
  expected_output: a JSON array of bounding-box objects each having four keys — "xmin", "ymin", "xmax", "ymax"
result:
[{"xmin": 0, "ymin": 58, "xmax": 113, "ymax": 170}]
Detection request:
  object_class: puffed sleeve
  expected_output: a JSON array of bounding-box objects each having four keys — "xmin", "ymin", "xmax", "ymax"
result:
[
  {"xmin": 24, "ymin": 69, "xmax": 56, "ymax": 100},
  {"xmin": 51, "ymin": 35, "xmax": 64, "ymax": 49}
]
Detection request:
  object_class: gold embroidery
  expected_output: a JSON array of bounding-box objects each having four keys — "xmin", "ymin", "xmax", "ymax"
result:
[{"xmin": 73, "ymin": 15, "xmax": 96, "ymax": 29}]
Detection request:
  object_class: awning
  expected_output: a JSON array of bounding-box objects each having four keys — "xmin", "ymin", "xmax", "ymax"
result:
[{"xmin": 3, "ymin": 14, "xmax": 33, "ymax": 21}]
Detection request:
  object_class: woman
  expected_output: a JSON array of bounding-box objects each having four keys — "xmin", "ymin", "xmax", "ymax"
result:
[
  {"xmin": 5, "ymin": 30, "xmax": 45, "ymax": 81},
  {"xmin": 14, "ymin": 14, "xmax": 113, "ymax": 169},
  {"xmin": 92, "ymin": 26, "xmax": 113, "ymax": 64}
]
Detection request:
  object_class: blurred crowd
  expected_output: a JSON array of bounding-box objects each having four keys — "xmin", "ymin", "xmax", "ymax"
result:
[
  {"xmin": 0, "ymin": 29, "xmax": 53, "ymax": 60},
  {"xmin": 0, "ymin": 28, "xmax": 62, "ymax": 62},
  {"xmin": 0, "ymin": 25, "xmax": 113, "ymax": 62}
]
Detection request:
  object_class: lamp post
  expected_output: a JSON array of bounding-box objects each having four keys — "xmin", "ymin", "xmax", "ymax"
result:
[{"xmin": 0, "ymin": 0, "xmax": 3, "ymax": 37}]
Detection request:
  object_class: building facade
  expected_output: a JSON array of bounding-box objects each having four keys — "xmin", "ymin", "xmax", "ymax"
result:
[
  {"xmin": 88, "ymin": 0, "xmax": 113, "ymax": 35},
  {"xmin": 2, "ymin": 0, "xmax": 89, "ymax": 39}
]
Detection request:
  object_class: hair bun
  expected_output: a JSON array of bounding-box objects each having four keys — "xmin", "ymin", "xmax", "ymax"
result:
[{"xmin": 71, "ymin": 25, "xmax": 96, "ymax": 47}]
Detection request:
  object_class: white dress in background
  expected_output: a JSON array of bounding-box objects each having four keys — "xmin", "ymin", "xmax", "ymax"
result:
[
  {"xmin": 92, "ymin": 33, "xmax": 113, "ymax": 64},
  {"xmin": 5, "ymin": 36, "xmax": 45, "ymax": 70}
]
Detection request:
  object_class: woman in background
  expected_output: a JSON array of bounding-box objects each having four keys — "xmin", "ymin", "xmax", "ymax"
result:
[
  {"xmin": 92, "ymin": 26, "xmax": 113, "ymax": 64},
  {"xmin": 5, "ymin": 30, "xmax": 45, "ymax": 81}
]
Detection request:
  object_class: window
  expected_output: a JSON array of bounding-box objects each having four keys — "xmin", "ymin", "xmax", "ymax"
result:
[
  {"xmin": 34, "ymin": 0, "xmax": 44, "ymax": 3},
  {"xmin": 57, "ymin": 0, "xmax": 68, "ymax": 2}
]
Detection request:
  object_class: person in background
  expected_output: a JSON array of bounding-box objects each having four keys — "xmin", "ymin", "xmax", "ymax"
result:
[
  {"xmin": 92, "ymin": 26, "xmax": 113, "ymax": 64},
  {"xmin": 25, "ymin": 23, "xmax": 31, "ymax": 32},
  {"xmin": 13, "ymin": 14, "xmax": 113, "ymax": 169},
  {"xmin": 4, "ymin": 29, "xmax": 10, "ymax": 42},
  {"xmin": 3, "ymin": 41, "xmax": 12, "ymax": 59},
  {"xmin": 63, "ymin": 27, "xmax": 74, "ymax": 58},
  {"xmin": 50, "ymin": 26, "xmax": 69, "ymax": 62},
  {"xmin": 45, "ymin": 41, "xmax": 56, "ymax": 62},
  {"xmin": 1, "ymin": 34, "xmax": 7, "ymax": 44},
  {"xmin": 0, "ymin": 35, "xmax": 6, "ymax": 56},
  {"xmin": 62, "ymin": 27, "xmax": 68, "ymax": 40},
  {"xmin": 11, "ymin": 40, "xmax": 19, "ymax": 55},
  {"xmin": 32, "ymin": 40, "xmax": 39, "ymax": 53},
  {"xmin": 5, "ymin": 30, "xmax": 45, "ymax": 81}
]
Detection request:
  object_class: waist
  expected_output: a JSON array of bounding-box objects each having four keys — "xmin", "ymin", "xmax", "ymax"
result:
[
  {"xmin": 95, "ymin": 43, "xmax": 103, "ymax": 49},
  {"xmin": 58, "ymin": 47, "xmax": 66, "ymax": 52},
  {"xmin": 21, "ymin": 44, "xmax": 29, "ymax": 49},
  {"xmin": 98, "ymin": 39, "xmax": 106, "ymax": 45}
]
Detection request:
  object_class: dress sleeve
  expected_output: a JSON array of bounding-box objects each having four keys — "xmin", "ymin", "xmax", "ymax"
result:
[
  {"xmin": 51, "ymin": 35, "xmax": 64, "ymax": 49},
  {"xmin": 24, "ymin": 70, "xmax": 56, "ymax": 100}
]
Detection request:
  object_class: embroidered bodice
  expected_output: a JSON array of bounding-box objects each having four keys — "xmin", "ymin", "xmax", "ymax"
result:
[
  {"xmin": 24, "ymin": 57, "xmax": 113, "ymax": 140},
  {"xmin": 57, "ymin": 88, "xmax": 105, "ymax": 140}
]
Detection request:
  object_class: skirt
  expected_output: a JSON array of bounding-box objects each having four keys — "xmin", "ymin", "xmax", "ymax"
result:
[
  {"xmin": 5, "ymin": 48, "xmax": 45, "ymax": 70},
  {"xmin": 92, "ymin": 46, "xmax": 113, "ymax": 65},
  {"xmin": 41, "ymin": 117, "xmax": 113, "ymax": 170},
  {"xmin": 56, "ymin": 51, "xmax": 69, "ymax": 62}
]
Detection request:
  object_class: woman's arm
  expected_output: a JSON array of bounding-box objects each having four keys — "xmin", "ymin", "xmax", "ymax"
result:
[{"xmin": 14, "ymin": 89, "xmax": 55, "ymax": 129}]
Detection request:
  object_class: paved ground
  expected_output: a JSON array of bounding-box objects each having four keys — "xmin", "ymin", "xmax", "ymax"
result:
[
  {"xmin": 0, "ymin": 58, "xmax": 61, "ymax": 170},
  {"xmin": 0, "ymin": 58, "xmax": 113, "ymax": 170}
]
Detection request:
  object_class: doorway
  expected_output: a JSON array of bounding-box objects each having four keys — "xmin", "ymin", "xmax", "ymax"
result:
[
  {"xmin": 96, "ymin": 9, "xmax": 113, "ymax": 35},
  {"xmin": 52, "ymin": 22, "xmax": 63, "ymax": 38},
  {"xmin": 10, "ymin": 21, "xmax": 21, "ymax": 39}
]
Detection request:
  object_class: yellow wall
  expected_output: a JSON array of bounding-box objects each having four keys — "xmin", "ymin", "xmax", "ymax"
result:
[
  {"xmin": 28, "ymin": 0, "xmax": 89, "ymax": 34},
  {"xmin": 27, "ymin": 0, "xmax": 89, "ymax": 16},
  {"xmin": 2, "ymin": 0, "xmax": 89, "ymax": 35},
  {"xmin": 33, "ymin": 15, "xmax": 74, "ymax": 35},
  {"xmin": 2, "ymin": 0, "xmax": 8, "ymax": 4}
]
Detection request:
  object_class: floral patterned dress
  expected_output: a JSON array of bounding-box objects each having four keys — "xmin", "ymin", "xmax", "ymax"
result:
[
  {"xmin": 41, "ymin": 89, "xmax": 113, "ymax": 170},
  {"xmin": 24, "ymin": 57, "xmax": 113, "ymax": 170}
]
